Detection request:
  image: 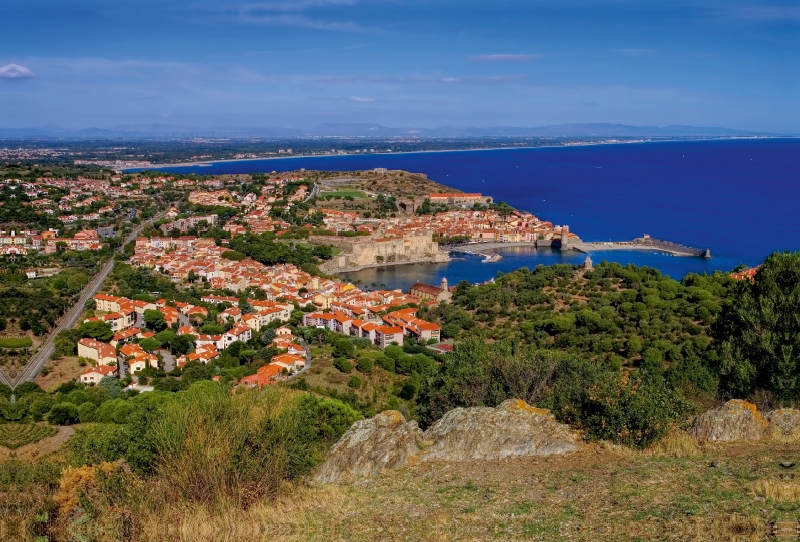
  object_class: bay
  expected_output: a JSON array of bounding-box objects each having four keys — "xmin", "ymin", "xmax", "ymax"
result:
[{"xmin": 154, "ymin": 138, "xmax": 800, "ymax": 287}]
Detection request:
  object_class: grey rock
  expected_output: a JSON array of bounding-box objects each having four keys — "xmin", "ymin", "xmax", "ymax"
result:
[
  {"xmin": 421, "ymin": 399, "xmax": 582, "ymax": 461},
  {"xmin": 314, "ymin": 410, "xmax": 424, "ymax": 484},
  {"xmin": 316, "ymin": 399, "xmax": 582, "ymax": 483}
]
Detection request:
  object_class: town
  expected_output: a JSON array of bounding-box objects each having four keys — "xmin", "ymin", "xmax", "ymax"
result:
[{"xmin": 3, "ymin": 166, "xmax": 572, "ymax": 396}]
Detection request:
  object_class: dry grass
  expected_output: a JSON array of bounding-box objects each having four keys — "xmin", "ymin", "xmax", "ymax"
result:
[
  {"xmin": 643, "ymin": 426, "xmax": 704, "ymax": 458},
  {"xmin": 34, "ymin": 355, "xmax": 86, "ymax": 391},
  {"xmin": 751, "ymin": 479, "xmax": 800, "ymax": 503},
  {"xmin": 117, "ymin": 440, "xmax": 797, "ymax": 542}
]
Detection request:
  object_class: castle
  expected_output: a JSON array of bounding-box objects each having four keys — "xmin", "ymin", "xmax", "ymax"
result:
[{"xmin": 314, "ymin": 231, "xmax": 450, "ymax": 273}]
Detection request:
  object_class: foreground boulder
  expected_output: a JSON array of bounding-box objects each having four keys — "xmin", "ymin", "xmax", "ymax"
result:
[
  {"xmin": 316, "ymin": 400, "xmax": 581, "ymax": 483},
  {"xmin": 314, "ymin": 410, "xmax": 423, "ymax": 483},
  {"xmin": 689, "ymin": 399, "xmax": 768, "ymax": 442},
  {"xmin": 422, "ymin": 399, "xmax": 582, "ymax": 461}
]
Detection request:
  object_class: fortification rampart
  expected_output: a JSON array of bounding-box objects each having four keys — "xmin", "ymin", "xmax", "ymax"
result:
[{"xmin": 316, "ymin": 232, "xmax": 451, "ymax": 273}]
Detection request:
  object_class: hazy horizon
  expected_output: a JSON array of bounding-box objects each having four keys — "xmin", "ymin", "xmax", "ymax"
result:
[{"xmin": 2, "ymin": 0, "xmax": 798, "ymax": 133}]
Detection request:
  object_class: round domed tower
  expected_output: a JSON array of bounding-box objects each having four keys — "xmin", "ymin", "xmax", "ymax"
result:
[{"xmin": 440, "ymin": 277, "xmax": 449, "ymax": 291}]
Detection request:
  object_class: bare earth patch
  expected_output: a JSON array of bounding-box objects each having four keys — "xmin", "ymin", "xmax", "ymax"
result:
[{"xmin": 35, "ymin": 356, "xmax": 86, "ymax": 391}]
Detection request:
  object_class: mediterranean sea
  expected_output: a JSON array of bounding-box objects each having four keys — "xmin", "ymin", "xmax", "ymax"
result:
[{"xmin": 153, "ymin": 138, "xmax": 800, "ymax": 289}]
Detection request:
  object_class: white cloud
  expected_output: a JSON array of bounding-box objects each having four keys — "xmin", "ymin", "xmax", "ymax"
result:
[
  {"xmin": 469, "ymin": 54, "xmax": 541, "ymax": 62},
  {"xmin": 349, "ymin": 96, "xmax": 374, "ymax": 102},
  {"xmin": 0, "ymin": 63, "xmax": 36, "ymax": 79}
]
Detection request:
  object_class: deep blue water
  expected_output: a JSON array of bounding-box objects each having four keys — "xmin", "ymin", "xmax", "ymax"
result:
[{"xmin": 153, "ymin": 138, "xmax": 800, "ymax": 287}]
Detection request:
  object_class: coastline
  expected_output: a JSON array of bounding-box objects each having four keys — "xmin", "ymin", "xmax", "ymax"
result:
[{"xmin": 121, "ymin": 135, "xmax": 781, "ymax": 172}]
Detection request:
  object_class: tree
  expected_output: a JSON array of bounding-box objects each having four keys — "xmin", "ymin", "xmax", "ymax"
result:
[
  {"xmin": 139, "ymin": 338, "xmax": 161, "ymax": 352},
  {"xmin": 143, "ymin": 309, "xmax": 167, "ymax": 332},
  {"xmin": 333, "ymin": 338, "xmax": 355, "ymax": 359},
  {"xmin": 714, "ymin": 251, "xmax": 800, "ymax": 402},
  {"xmin": 169, "ymin": 334, "xmax": 195, "ymax": 355},
  {"xmin": 78, "ymin": 320, "xmax": 114, "ymax": 342},
  {"xmin": 49, "ymin": 402, "xmax": 80, "ymax": 425},
  {"xmin": 99, "ymin": 375, "xmax": 124, "ymax": 399}
]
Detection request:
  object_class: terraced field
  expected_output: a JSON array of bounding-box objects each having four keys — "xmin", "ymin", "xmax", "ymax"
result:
[{"xmin": 0, "ymin": 423, "xmax": 57, "ymax": 450}]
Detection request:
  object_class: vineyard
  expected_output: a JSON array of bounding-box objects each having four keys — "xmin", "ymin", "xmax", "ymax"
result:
[{"xmin": 0, "ymin": 423, "xmax": 57, "ymax": 450}]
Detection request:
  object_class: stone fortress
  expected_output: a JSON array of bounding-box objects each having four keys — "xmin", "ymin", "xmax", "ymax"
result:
[{"xmin": 313, "ymin": 231, "xmax": 450, "ymax": 273}]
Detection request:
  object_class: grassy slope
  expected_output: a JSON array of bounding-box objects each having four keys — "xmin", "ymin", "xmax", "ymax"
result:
[
  {"xmin": 137, "ymin": 438, "xmax": 790, "ymax": 542},
  {"xmin": 300, "ymin": 344, "xmax": 410, "ymax": 415}
]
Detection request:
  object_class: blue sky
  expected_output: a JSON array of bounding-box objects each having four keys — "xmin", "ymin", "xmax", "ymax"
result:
[{"xmin": 1, "ymin": 0, "xmax": 798, "ymax": 132}]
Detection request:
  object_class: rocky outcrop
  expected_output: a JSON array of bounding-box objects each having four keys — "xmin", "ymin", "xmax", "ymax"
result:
[
  {"xmin": 689, "ymin": 400, "xmax": 769, "ymax": 442},
  {"xmin": 314, "ymin": 410, "xmax": 424, "ymax": 484},
  {"xmin": 316, "ymin": 400, "xmax": 582, "ymax": 483},
  {"xmin": 422, "ymin": 399, "xmax": 582, "ymax": 461}
]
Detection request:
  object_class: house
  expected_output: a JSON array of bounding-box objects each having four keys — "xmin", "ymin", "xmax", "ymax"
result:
[
  {"xmin": 94, "ymin": 293, "xmax": 123, "ymax": 312},
  {"xmin": 270, "ymin": 353, "xmax": 306, "ymax": 372},
  {"xmin": 110, "ymin": 327, "xmax": 141, "ymax": 347},
  {"xmin": 218, "ymin": 306, "xmax": 242, "ymax": 323},
  {"xmin": 79, "ymin": 365, "xmax": 117, "ymax": 384},
  {"xmin": 238, "ymin": 364, "xmax": 285, "ymax": 389},
  {"xmin": 374, "ymin": 325, "xmax": 404, "ymax": 348},
  {"xmin": 223, "ymin": 321, "xmax": 251, "ymax": 348},
  {"xmin": 129, "ymin": 353, "xmax": 159, "ymax": 373},
  {"xmin": 77, "ymin": 338, "xmax": 117, "ymax": 366}
]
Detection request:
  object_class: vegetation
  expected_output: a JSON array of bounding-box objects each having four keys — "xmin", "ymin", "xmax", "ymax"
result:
[
  {"xmin": 0, "ymin": 337, "xmax": 33, "ymax": 349},
  {"xmin": 714, "ymin": 251, "xmax": 800, "ymax": 404},
  {"xmin": 0, "ymin": 423, "xmax": 57, "ymax": 449}
]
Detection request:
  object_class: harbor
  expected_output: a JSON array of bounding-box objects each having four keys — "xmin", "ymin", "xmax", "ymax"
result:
[{"xmin": 450, "ymin": 236, "xmax": 711, "ymax": 260}]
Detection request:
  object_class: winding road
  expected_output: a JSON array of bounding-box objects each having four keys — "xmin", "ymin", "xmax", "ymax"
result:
[{"xmin": 0, "ymin": 213, "xmax": 164, "ymax": 389}]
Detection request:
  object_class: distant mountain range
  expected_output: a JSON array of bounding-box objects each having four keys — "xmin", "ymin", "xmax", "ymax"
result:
[{"xmin": 0, "ymin": 122, "xmax": 782, "ymax": 138}]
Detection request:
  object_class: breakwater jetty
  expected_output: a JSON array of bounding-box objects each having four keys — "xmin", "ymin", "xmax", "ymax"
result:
[
  {"xmin": 572, "ymin": 237, "xmax": 711, "ymax": 258},
  {"xmin": 450, "ymin": 236, "xmax": 711, "ymax": 259}
]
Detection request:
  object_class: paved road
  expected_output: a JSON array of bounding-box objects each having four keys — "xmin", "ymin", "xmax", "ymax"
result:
[
  {"xmin": 1, "ymin": 213, "xmax": 165, "ymax": 388},
  {"xmin": 303, "ymin": 182, "xmax": 319, "ymax": 203}
]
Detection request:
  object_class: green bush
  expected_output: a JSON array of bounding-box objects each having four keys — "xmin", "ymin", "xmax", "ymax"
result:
[
  {"xmin": 66, "ymin": 423, "xmax": 131, "ymax": 465},
  {"xmin": 348, "ymin": 376, "xmax": 363, "ymax": 389},
  {"xmin": 356, "ymin": 357, "xmax": 373, "ymax": 375},
  {"xmin": 333, "ymin": 358, "xmax": 353, "ymax": 373},
  {"xmin": 376, "ymin": 356, "xmax": 395, "ymax": 373},
  {"xmin": 49, "ymin": 403, "xmax": 79, "ymax": 425}
]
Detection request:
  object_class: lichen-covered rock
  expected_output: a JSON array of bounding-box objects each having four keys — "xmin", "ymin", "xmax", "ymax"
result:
[
  {"xmin": 420, "ymin": 399, "xmax": 582, "ymax": 461},
  {"xmin": 314, "ymin": 410, "xmax": 423, "ymax": 483},
  {"xmin": 689, "ymin": 400, "xmax": 768, "ymax": 442},
  {"xmin": 766, "ymin": 409, "xmax": 800, "ymax": 442}
]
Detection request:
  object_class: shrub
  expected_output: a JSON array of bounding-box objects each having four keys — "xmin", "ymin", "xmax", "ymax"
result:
[
  {"xmin": 66, "ymin": 423, "xmax": 131, "ymax": 465},
  {"xmin": 356, "ymin": 357, "xmax": 373, "ymax": 375},
  {"xmin": 49, "ymin": 403, "xmax": 79, "ymax": 425},
  {"xmin": 333, "ymin": 358, "xmax": 353, "ymax": 373},
  {"xmin": 148, "ymin": 382, "xmax": 359, "ymax": 507},
  {"xmin": 348, "ymin": 376, "xmax": 363, "ymax": 389},
  {"xmin": 376, "ymin": 356, "xmax": 395, "ymax": 373}
]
